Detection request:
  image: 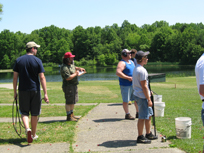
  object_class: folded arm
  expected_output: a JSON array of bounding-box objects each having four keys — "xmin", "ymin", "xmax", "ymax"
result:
[{"xmin": 116, "ymin": 61, "xmax": 132, "ymax": 82}]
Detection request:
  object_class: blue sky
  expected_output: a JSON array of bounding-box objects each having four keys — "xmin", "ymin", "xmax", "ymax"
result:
[{"xmin": 0, "ymin": 0, "xmax": 204, "ymax": 34}]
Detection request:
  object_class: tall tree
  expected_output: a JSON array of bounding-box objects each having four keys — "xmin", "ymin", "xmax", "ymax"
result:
[
  {"xmin": 150, "ymin": 26, "xmax": 173, "ymax": 62},
  {"xmin": 180, "ymin": 27, "xmax": 199, "ymax": 64},
  {"xmin": 126, "ymin": 33, "xmax": 140, "ymax": 49},
  {"xmin": 0, "ymin": 30, "xmax": 19, "ymax": 68},
  {"xmin": 72, "ymin": 26, "xmax": 88, "ymax": 60}
]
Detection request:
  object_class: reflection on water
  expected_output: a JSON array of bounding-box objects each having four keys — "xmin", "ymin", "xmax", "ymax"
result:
[
  {"xmin": 0, "ymin": 65, "xmax": 195, "ymax": 83},
  {"xmin": 0, "ymin": 72, "xmax": 13, "ymax": 83},
  {"xmin": 45, "ymin": 67, "xmax": 118, "ymax": 82}
]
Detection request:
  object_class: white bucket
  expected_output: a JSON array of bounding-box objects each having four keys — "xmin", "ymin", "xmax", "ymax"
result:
[
  {"xmin": 175, "ymin": 117, "xmax": 192, "ymax": 139},
  {"xmin": 154, "ymin": 102, "xmax": 165, "ymax": 117},
  {"xmin": 154, "ymin": 95, "xmax": 162, "ymax": 102}
]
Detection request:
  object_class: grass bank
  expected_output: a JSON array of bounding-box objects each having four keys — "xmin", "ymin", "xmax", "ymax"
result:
[
  {"xmin": 0, "ymin": 77, "xmax": 203, "ymax": 152},
  {"xmin": 0, "ymin": 105, "xmax": 95, "ymax": 146}
]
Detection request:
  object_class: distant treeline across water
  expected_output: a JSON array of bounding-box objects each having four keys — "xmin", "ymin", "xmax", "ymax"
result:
[{"xmin": 0, "ymin": 20, "xmax": 203, "ymax": 70}]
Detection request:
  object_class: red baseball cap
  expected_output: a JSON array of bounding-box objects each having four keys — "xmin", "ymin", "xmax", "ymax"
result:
[{"xmin": 64, "ymin": 52, "xmax": 75, "ymax": 58}]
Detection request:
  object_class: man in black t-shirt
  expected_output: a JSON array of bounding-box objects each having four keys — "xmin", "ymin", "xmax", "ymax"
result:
[{"xmin": 13, "ymin": 41, "xmax": 49, "ymax": 143}]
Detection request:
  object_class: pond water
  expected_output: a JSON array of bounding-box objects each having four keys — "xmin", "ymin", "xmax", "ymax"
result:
[{"xmin": 0, "ymin": 65, "xmax": 195, "ymax": 83}]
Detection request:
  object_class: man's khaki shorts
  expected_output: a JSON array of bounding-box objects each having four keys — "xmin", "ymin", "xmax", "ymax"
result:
[{"xmin": 63, "ymin": 85, "xmax": 78, "ymax": 104}]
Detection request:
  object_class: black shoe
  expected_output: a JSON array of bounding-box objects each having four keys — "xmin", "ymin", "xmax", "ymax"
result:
[
  {"xmin": 145, "ymin": 132, "xmax": 158, "ymax": 140},
  {"xmin": 136, "ymin": 112, "xmax": 139, "ymax": 118},
  {"xmin": 137, "ymin": 135, "xmax": 151, "ymax": 144}
]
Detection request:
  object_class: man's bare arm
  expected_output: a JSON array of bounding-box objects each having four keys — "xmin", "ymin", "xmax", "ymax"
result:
[
  {"xmin": 116, "ymin": 61, "xmax": 132, "ymax": 82},
  {"xmin": 141, "ymin": 80, "xmax": 152, "ymax": 107},
  {"xmin": 66, "ymin": 71, "xmax": 79, "ymax": 81},
  {"xmin": 39, "ymin": 73, "xmax": 49, "ymax": 103},
  {"xmin": 13, "ymin": 72, "xmax": 18, "ymax": 99},
  {"xmin": 199, "ymin": 85, "xmax": 204, "ymax": 97}
]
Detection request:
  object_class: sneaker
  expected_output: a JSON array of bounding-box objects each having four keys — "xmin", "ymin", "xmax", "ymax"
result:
[
  {"xmin": 32, "ymin": 135, "xmax": 38, "ymax": 140},
  {"xmin": 125, "ymin": 114, "xmax": 135, "ymax": 120},
  {"xmin": 128, "ymin": 101, "xmax": 132, "ymax": 105},
  {"xmin": 136, "ymin": 112, "xmax": 139, "ymax": 118},
  {"xmin": 145, "ymin": 132, "xmax": 158, "ymax": 140},
  {"xmin": 137, "ymin": 135, "xmax": 151, "ymax": 144},
  {"xmin": 26, "ymin": 128, "xmax": 33, "ymax": 143}
]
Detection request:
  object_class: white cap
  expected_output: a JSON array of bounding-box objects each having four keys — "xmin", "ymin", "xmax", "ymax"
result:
[{"xmin": 26, "ymin": 41, "xmax": 40, "ymax": 49}]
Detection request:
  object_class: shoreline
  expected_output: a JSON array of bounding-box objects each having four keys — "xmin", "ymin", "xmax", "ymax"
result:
[{"xmin": 0, "ymin": 69, "xmax": 12, "ymax": 73}]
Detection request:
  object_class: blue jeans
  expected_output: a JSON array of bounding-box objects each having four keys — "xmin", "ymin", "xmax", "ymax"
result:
[
  {"xmin": 134, "ymin": 95, "xmax": 153, "ymax": 119},
  {"xmin": 120, "ymin": 85, "xmax": 134, "ymax": 102},
  {"xmin": 201, "ymin": 109, "xmax": 204, "ymax": 126}
]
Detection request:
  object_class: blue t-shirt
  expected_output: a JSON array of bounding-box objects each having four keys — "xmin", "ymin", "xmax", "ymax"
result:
[
  {"xmin": 13, "ymin": 54, "xmax": 45, "ymax": 91},
  {"xmin": 119, "ymin": 60, "xmax": 135, "ymax": 86}
]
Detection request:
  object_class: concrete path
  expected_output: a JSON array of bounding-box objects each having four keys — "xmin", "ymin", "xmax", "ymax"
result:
[
  {"xmin": 73, "ymin": 103, "xmax": 185, "ymax": 153},
  {"xmin": 0, "ymin": 103, "xmax": 185, "ymax": 153},
  {"xmin": 0, "ymin": 142, "xmax": 70, "ymax": 153},
  {"xmin": 0, "ymin": 83, "xmax": 14, "ymax": 89}
]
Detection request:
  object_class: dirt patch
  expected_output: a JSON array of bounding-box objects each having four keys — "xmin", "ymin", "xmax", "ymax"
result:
[
  {"xmin": 0, "ymin": 84, "xmax": 13, "ymax": 89},
  {"xmin": 79, "ymin": 86, "xmax": 112, "ymax": 94},
  {"xmin": 79, "ymin": 86, "xmax": 118, "ymax": 99},
  {"xmin": 151, "ymin": 83, "xmax": 196, "ymax": 88}
]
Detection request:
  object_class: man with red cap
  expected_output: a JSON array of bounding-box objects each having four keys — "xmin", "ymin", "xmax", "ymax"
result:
[{"xmin": 60, "ymin": 52, "xmax": 86, "ymax": 121}]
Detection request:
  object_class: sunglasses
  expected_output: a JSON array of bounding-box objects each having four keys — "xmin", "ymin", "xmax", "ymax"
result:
[{"xmin": 34, "ymin": 47, "xmax": 38, "ymax": 49}]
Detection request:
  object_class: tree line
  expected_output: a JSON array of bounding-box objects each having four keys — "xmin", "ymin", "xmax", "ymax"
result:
[
  {"xmin": 0, "ymin": 20, "xmax": 204, "ymax": 69},
  {"xmin": 0, "ymin": 4, "xmax": 2, "ymax": 21}
]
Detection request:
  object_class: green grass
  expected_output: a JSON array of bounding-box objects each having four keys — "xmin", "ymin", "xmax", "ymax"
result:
[
  {"xmin": 0, "ymin": 77, "xmax": 204, "ymax": 152},
  {"xmin": 0, "ymin": 88, "xmax": 13, "ymax": 103},
  {"xmin": 0, "ymin": 81, "xmax": 122, "ymax": 104},
  {"xmin": 0, "ymin": 121, "xmax": 76, "ymax": 145},
  {"xmin": 0, "ymin": 105, "xmax": 96, "ymax": 146},
  {"xmin": 0, "ymin": 105, "xmax": 95, "ymax": 117},
  {"xmin": 150, "ymin": 77, "xmax": 203, "ymax": 153}
]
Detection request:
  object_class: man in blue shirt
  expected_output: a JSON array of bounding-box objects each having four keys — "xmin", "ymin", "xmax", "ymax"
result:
[
  {"xmin": 13, "ymin": 41, "xmax": 49, "ymax": 143},
  {"xmin": 116, "ymin": 49, "xmax": 137, "ymax": 120}
]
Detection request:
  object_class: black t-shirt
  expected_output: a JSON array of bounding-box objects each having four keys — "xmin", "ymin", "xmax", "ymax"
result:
[{"xmin": 13, "ymin": 54, "xmax": 45, "ymax": 91}]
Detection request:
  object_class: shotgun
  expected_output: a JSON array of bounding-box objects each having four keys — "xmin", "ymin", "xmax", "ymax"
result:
[{"xmin": 148, "ymin": 78, "xmax": 156, "ymax": 136}]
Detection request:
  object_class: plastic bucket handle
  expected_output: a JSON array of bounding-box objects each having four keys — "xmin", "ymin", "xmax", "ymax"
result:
[
  {"xmin": 177, "ymin": 121, "xmax": 192, "ymax": 131},
  {"xmin": 186, "ymin": 121, "xmax": 192, "ymax": 127}
]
